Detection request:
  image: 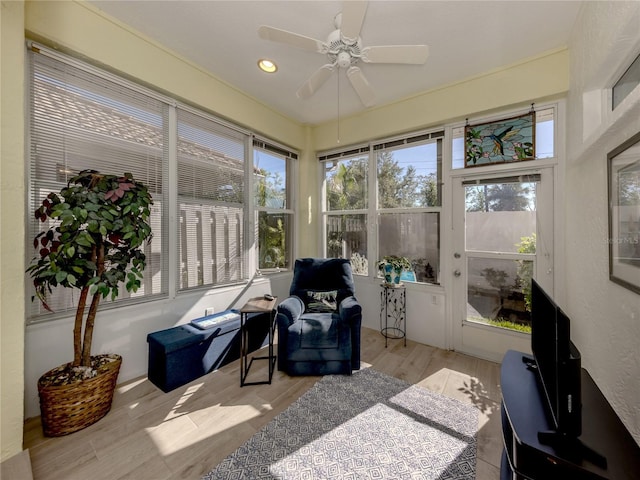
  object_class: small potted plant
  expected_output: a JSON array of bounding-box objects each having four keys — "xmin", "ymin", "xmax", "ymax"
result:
[
  {"xmin": 26, "ymin": 170, "xmax": 153, "ymax": 436},
  {"xmin": 377, "ymin": 255, "xmax": 412, "ymax": 286}
]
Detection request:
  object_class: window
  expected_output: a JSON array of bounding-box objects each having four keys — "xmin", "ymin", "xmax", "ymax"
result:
[
  {"xmin": 27, "ymin": 47, "xmax": 169, "ymax": 319},
  {"xmin": 253, "ymin": 138, "xmax": 297, "ymax": 271},
  {"xmin": 319, "ymin": 132, "xmax": 443, "ymax": 284},
  {"xmin": 177, "ymin": 108, "xmax": 249, "ymax": 290},
  {"xmin": 613, "ymin": 52, "xmax": 640, "ymax": 110},
  {"xmin": 27, "ymin": 45, "xmax": 291, "ymax": 322},
  {"xmin": 374, "ymin": 133, "xmax": 443, "ymax": 284},
  {"xmin": 321, "ymin": 148, "xmax": 369, "ymax": 275}
]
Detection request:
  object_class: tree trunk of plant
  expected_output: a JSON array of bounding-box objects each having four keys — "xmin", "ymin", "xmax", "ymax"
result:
[
  {"xmin": 81, "ymin": 292, "xmax": 102, "ymax": 366},
  {"xmin": 80, "ymin": 243, "xmax": 105, "ymax": 367},
  {"xmin": 72, "ymin": 286, "xmax": 89, "ymax": 366}
]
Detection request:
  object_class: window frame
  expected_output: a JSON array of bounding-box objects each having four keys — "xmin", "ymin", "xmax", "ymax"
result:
[
  {"xmin": 373, "ymin": 132, "xmax": 444, "ymax": 285},
  {"xmin": 320, "ymin": 146, "xmax": 370, "ymax": 275},
  {"xmin": 318, "ymin": 129, "xmax": 445, "ymax": 284},
  {"xmin": 612, "ymin": 51, "xmax": 640, "ymax": 111},
  {"xmin": 252, "ymin": 137, "xmax": 298, "ymax": 273}
]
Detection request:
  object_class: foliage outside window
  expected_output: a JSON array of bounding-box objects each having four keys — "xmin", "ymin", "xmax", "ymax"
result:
[{"xmin": 254, "ymin": 141, "xmax": 295, "ymax": 271}]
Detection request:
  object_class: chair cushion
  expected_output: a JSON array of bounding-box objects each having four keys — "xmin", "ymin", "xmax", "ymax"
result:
[{"xmin": 299, "ymin": 313, "xmax": 339, "ymax": 349}]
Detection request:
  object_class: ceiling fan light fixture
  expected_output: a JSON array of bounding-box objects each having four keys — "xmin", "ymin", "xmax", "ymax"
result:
[{"xmin": 258, "ymin": 59, "xmax": 278, "ymax": 73}]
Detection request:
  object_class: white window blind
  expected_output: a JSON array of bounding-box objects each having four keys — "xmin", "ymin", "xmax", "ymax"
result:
[
  {"xmin": 177, "ymin": 108, "xmax": 248, "ymax": 289},
  {"xmin": 27, "ymin": 47, "xmax": 169, "ymax": 321}
]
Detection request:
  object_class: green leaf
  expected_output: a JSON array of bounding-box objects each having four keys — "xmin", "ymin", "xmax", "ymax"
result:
[
  {"xmin": 55, "ymin": 271, "xmax": 67, "ymax": 283},
  {"xmin": 87, "ymin": 220, "xmax": 100, "ymax": 233},
  {"xmin": 76, "ymin": 236, "xmax": 92, "ymax": 247},
  {"xmin": 66, "ymin": 246, "xmax": 75, "ymax": 258}
]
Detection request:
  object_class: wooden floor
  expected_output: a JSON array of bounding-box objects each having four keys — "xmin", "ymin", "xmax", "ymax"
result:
[{"xmin": 24, "ymin": 327, "xmax": 503, "ymax": 480}]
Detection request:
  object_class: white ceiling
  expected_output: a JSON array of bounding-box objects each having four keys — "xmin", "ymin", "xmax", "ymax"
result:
[{"xmin": 90, "ymin": 0, "xmax": 582, "ymax": 125}]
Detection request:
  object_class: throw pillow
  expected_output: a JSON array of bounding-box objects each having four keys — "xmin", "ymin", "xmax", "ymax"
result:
[{"xmin": 306, "ymin": 290, "xmax": 338, "ymax": 313}]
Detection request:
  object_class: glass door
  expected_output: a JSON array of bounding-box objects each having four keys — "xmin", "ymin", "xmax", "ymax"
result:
[{"xmin": 451, "ymin": 169, "xmax": 554, "ymax": 361}]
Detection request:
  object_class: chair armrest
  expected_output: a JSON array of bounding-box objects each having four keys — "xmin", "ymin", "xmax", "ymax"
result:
[
  {"xmin": 339, "ymin": 296, "xmax": 362, "ymax": 371},
  {"xmin": 276, "ymin": 296, "xmax": 304, "ymax": 328},
  {"xmin": 338, "ymin": 296, "xmax": 362, "ymax": 323}
]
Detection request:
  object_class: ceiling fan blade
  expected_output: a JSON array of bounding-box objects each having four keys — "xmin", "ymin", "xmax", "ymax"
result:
[
  {"xmin": 347, "ymin": 66, "xmax": 376, "ymax": 107},
  {"xmin": 340, "ymin": 0, "xmax": 368, "ymax": 45},
  {"xmin": 258, "ymin": 25, "xmax": 326, "ymax": 54},
  {"xmin": 296, "ymin": 64, "xmax": 336, "ymax": 99},
  {"xmin": 362, "ymin": 45, "xmax": 429, "ymax": 64}
]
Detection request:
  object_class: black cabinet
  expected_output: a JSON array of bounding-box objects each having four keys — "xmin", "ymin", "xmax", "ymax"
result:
[{"xmin": 501, "ymin": 350, "xmax": 640, "ymax": 479}]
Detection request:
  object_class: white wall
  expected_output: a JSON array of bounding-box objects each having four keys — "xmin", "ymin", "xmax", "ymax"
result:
[
  {"xmin": 354, "ymin": 277, "xmax": 446, "ymax": 350},
  {"xmin": 565, "ymin": 1, "xmax": 640, "ymax": 442}
]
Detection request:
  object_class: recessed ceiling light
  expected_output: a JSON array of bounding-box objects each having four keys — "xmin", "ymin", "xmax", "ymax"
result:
[{"xmin": 258, "ymin": 59, "xmax": 277, "ymax": 73}]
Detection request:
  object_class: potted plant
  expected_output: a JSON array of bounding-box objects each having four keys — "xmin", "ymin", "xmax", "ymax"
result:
[
  {"xmin": 377, "ymin": 255, "xmax": 412, "ymax": 286},
  {"xmin": 26, "ymin": 170, "xmax": 153, "ymax": 436}
]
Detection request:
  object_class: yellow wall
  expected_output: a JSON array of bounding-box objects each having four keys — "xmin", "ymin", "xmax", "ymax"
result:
[
  {"xmin": 1, "ymin": 0, "xmax": 26, "ymax": 463},
  {"xmin": 312, "ymin": 49, "xmax": 569, "ymax": 151},
  {"xmin": 1, "ymin": 0, "xmax": 570, "ymax": 461}
]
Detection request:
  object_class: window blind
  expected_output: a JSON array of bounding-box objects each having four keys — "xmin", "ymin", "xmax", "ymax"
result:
[
  {"xmin": 462, "ymin": 174, "xmax": 541, "ymax": 186},
  {"xmin": 28, "ymin": 49, "xmax": 168, "ymax": 321},
  {"xmin": 27, "ymin": 47, "xmax": 169, "ymax": 321},
  {"xmin": 176, "ymin": 108, "xmax": 249, "ymax": 289}
]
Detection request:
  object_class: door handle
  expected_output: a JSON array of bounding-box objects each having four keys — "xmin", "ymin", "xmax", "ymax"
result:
[{"xmin": 453, "ymin": 270, "xmax": 461, "ymax": 277}]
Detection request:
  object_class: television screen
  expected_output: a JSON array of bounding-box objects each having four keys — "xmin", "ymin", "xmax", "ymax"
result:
[
  {"xmin": 531, "ymin": 279, "xmax": 559, "ymax": 426},
  {"xmin": 530, "ymin": 279, "xmax": 582, "ymax": 438}
]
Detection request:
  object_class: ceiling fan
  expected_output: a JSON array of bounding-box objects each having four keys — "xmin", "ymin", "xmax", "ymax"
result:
[{"xmin": 258, "ymin": 0, "xmax": 429, "ymax": 107}]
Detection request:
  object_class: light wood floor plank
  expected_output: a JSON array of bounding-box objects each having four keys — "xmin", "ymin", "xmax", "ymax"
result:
[{"xmin": 24, "ymin": 326, "xmax": 502, "ymax": 480}]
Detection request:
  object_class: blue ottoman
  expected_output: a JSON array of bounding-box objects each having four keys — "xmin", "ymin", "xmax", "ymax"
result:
[{"xmin": 147, "ymin": 311, "xmax": 269, "ymax": 392}]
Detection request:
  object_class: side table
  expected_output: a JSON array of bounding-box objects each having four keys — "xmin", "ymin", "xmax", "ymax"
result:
[
  {"xmin": 380, "ymin": 283, "xmax": 406, "ymax": 347},
  {"xmin": 240, "ymin": 296, "xmax": 277, "ymax": 386}
]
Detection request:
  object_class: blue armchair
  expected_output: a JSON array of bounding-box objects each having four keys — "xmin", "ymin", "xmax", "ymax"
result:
[{"xmin": 276, "ymin": 258, "xmax": 362, "ymax": 376}]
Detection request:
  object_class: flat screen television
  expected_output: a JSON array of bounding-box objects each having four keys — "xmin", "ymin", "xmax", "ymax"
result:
[{"xmin": 531, "ymin": 279, "xmax": 582, "ymax": 439}]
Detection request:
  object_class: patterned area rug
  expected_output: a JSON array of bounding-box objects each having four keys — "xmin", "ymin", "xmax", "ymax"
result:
[{"xmin": 202, "ymin": 368, "xmax": 478, "ymax": 479}]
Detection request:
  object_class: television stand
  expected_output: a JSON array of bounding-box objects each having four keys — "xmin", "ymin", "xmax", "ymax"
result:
[
  {"xmin": 537, "ymin": 430, "xmax": 607, "ymax": 470},
  {"xmin": 501, "ymin": 350, "xmax": 640, "ymax": 479}
]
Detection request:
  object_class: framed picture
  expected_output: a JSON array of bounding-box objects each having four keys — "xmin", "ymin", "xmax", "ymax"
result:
[
  {"xmin": 465, "ymin": 112, "xmax": 536, "ymax": 167},
  {"xmin": 608, "ymin": 131, "xmax": 640, "ymax": 294}
]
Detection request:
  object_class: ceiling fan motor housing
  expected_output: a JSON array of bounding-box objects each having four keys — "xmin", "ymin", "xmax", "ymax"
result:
[{"xmin": 327, "ymin": 29, "xmax": 362, "ymax": 68}]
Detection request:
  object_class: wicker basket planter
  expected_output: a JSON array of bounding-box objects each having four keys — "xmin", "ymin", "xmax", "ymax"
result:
[{"xmin": 38, "ymin": 354, "xmax": 122, "ymax": 437}]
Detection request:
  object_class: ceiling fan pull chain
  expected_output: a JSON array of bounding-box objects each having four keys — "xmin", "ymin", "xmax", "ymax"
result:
[{"xmin": 337, "ymin": 71, "xmax": 341, "ymax": 144}]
